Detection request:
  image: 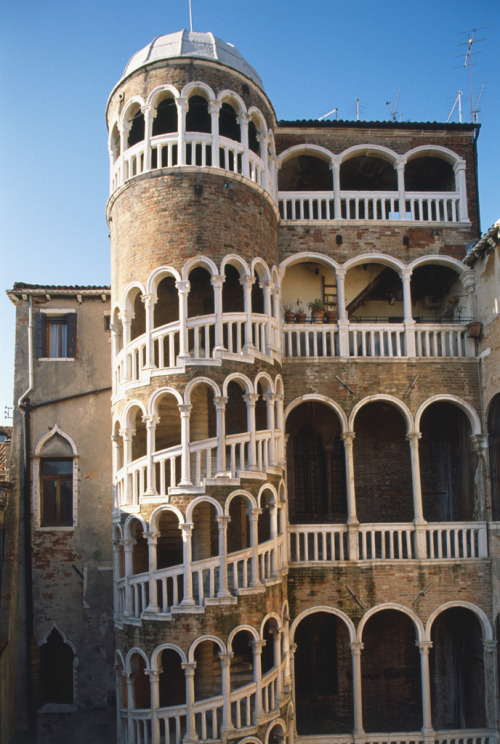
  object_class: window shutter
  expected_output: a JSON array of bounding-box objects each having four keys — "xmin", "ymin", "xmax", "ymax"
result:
[
  {"xmin": 67, "ymin": 313, "xmax": 77, "ymax": 358},
  {"xmin": 34, "ymin": 313, "xmax": 46, "ymax": 358}
]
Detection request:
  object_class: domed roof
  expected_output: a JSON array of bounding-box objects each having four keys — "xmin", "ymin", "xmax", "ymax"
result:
[{"xmin": 122, "ymin": 30, "xmax": 264, "ymax": 90}]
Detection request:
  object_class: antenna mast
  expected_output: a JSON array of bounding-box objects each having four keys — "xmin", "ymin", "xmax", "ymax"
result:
[
  {"xmin": 189, "ymin": 0, "xmax": 193, "ymax": 32},
  {"xmin": 457, "ymin": 27, "xmax": 488, "ymax": 122},
  {"xmin": 447, "ymin": 91, "xmax": 463, "ymax": 123}
]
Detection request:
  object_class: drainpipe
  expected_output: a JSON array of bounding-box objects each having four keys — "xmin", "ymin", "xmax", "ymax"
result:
[{"xmin": 18, "ymin": 296, "xmax": 36, "ymax": 743}]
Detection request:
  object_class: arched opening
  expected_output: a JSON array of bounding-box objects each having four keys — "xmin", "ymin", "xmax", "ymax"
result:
[
  {"xmin": 279, "ymin": 155, "xmax": 332, "ymax": 191},
  {"xmin": 346, "ymin": 263, "xmax": 404, "ymax": 324},
  {"xmin": 194, "ymin": 641, "xmax": 222, "ymax": 701},
  {"xmin": 192, "ymin": 501, "xmax": 218, "ymax": 563},
  {"xmin": 187, "ymin": 267, "xmax": 214, "ymax": 318},
  {"xmin": 488, "ymin": 395, "xmax": 500, "ymax": 520},
  {"xmin": 115, "ymin": 655, "xmax": 127, "ymax": 709},
  {"xmin": 225, "ymin": 380, "xmax": 248, "ymax": 439},
  {"xmin": 430, "ymin": 607, "xmax": 486, "ymax": 728},
  {"xmin": 219, "ymin": 102, "xmax": 241, "ymax": 142},
  {"xmin": 410, "ymin": 265, "xmax": 469, "ymax": 324},
  {"xmin": 110, "ymin": 123, "xmax": 121, "ymax": 161},
  {"xmin": 159, "ymin": 648, "xmax": 185, "ymax": 708},
  {"xmin": 130, "ymin": 653, "xmax": 150, "ymax": 709},
  {"xmin": 294, "ymin": 612, "xmax": 353, "ymax": 734},
  {"xmin": 112, "ymin": 307, "xmax": 123, "ymax": 352},
  {"xmin": 340, "ymin": 155, "xmax": 397, "ymax": 191},
  {"xmin": 186, "ymin": 95, "xmax": 211, "ymax": 133},
  {"xmin": 227, "ymin": 495, "xmax": 251, "ymax": 553},
  {"xmin": 130, "ymin": 290, "xmax": 146, "ymax": 341},
  {"xmin": 127, "ymin": 107, "xmax": 145, "ymax": 148},
  {"xmin": 130, "ymin": 407, "xmax": 147, "ymax": 462},
  {"xmin": 113, "ymin": 421, "xmax": 124, "ymax": 471},
  {"xmin": 38, "ymin": 432, "xmax": 75, "ymax": 528},
  {"xmin": 222, "ymin": 264, "xmax": 244, "ymax": 313},
  {"xmin": 249, "ymin": 118, "xmax": 260, "ymax": 155},
  {"xmin": 362, "ymin": 610, "xmax": 421, "ymax": 731},
  {"xmin": 255, "ymin": 381, "xmax": 268, "ymax": 433},
  {"xmin": 156, "ymin": 511, "xmax": 183, "ymax": 569},
  {"xmin": 114, "ymin": 526, "xmax": 125, "ymax": 578},
  {"xmin": 281, "ymin": 261, "xmax": 338, "ymax": 325},
  {"xmin": 129, "ymin": 519, "xmax": 148, "ymax": 575},
  {"xmin": 230, "ymin": 630, "xmax": 254, "ymax": 691},
  {"xmin": 258, "ymin": 489, "xmax": 275, "ymax": 544},
  {"xmin": 286, "ymin": 402, "xmax": 346, "ymax": 523},
  {"xmin": 154, "ymin": 276, "xmax": 179, "ymax": 328},
  {"xmin": 419, "ymin": 402, "xmax": 474, "ymax": 521},
  {"xmin": 261, "ymin": 617, "xmax": 279, "ymax": 676},
  {"xmin": 39, "ymin": 628, "xmax": 75, "ymax": 707},
  {"xmin": 252, "ymin": 271, "xmax": 264, "ymax": 314},
  {"xmin": 152, "ymin": 96, "xmax": 178, "ymax": 136},
  {"xmin": 405, "ymin": 156, "xmax": 455, "ymax": 192},
  {"xmin": 353, "ymin": 402, "xmax": 413, "ymax": 523},
  {"xmin": 154, "ymin": 392, "xmax": 181, "ymax": 491}
]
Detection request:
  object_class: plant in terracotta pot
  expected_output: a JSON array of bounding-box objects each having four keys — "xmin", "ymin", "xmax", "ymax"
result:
[
  {"xmin": 295, "ymin": 299, "xmax": 306, "ymax": 323},
  {"xmin": 308, "ymin": 298, "xmax": 325, "ymax": 323},
  {"xmin": 283, "ymin": 303, "xmax": 296, "ymax": 323},
  {"xmin": 325, "ymin": 308, "xmax": 338, "ymax": 323}
]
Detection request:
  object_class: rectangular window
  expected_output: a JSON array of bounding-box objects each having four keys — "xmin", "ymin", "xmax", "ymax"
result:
[
  {"xmin": 35, "ymin": 312, "xmax": 77, "ymax": 358},
  {"xmin": 40, "ymin": 459, "xmax": 73, "ymax": 526}
]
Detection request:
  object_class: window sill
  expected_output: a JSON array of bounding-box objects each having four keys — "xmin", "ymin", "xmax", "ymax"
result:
[
  {"xmin": 37, "ymin": 526, "xmax": 75, "ymax": 532},
  {"xmin": 38, "ymin": 357, "xmax": 75, "ymax": 361}
]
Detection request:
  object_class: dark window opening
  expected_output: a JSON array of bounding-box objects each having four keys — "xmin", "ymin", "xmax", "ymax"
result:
[
  {"xmin": 127, "ymin": 111, "xmax": 145, "ymax": 147},
  {"xmin": 279, "ymin": 155, "xmax": 332, "ymax": 192},
  {"xmin": 186, "ymin": 95, "xmax": 211, "ymax": 133},
  {"xmin": 40, "ymin": 459, "xmax": 73, "ymax": 527},
  {"xmin": 249, "ymin": 120, "xmax": 260, "ymax": 155},
  {"xmin": 340, "ymin": 156, "xmax": 397, "ymax": 191},
  {"xmin": 152, "ymin": 98, "xmax": 178, "ymax": 136},
  {"xmin": 39, "ymin": 628, "xmax": 74, "ymax": 706},
  {"xmin": 222, "ymin": 265, "xmax": 244, "ymax": 313},
  {"xmin": 219, "ymin": 102, "xmax": 240, "ymax": 142},
  {"xmin": 405, "ymin": 156, "xmax": 455, "ymax": 192},
  {"xmin": 34, "ymin": 313, "xmax": 77, "ymax": 359},
  {"xmin": 489, "ymin": 395, "xmax": 500, "ymax": 520}
]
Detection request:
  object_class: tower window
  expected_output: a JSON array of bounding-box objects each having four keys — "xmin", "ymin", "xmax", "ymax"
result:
[
  {"xmin": 35, "ymin": 312, "xmax": 77, "ymax": 358},
  {"xmin": 40, "ymin": 459, "xmax": 73, "ymax": 527}
]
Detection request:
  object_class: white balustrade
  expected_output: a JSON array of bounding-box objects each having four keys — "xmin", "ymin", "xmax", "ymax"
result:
[
  {"xmin": 189, "ymin": 437, "xmax": 218, "ymax": 487},
  {"xmin": 227, "ymin": 546, "xmax": 253, "ymax": 592},
  {"xmin": 261, "ymin": 667, "xmax": 278, "ymax": 713},
  {"xmin": 154, "ymin": 445, "xmax": 182, "ymax": 495},
  {"xmin": 433, "ymin": 730, "xmax": 497, "ymax": 744},
  {"xmin": 258, "ymin": 540, "xmax": 275, "ymax": 582},
  {"xmin": 127, "ymin": 572, "xmax": 149, "ymax": 619},
  {"xmin": 191, "ymin": 555, "xmax": 219, "ymax": 604},
  {"xmin": 283, "ymin": 323, "xmax": 339, "ymax": 358},
  {"xmin": 226, "ymin": 432, "xmax": 250, "ymax": 475},
  {"xmin": 349, "ymin": 323, "xmax": 406, "ymax": 358},
  {"xmin": 193, "ymin": 695, "xmax": 224, "ymax": 741},
  {"xmin": 414, "ymin": 324, "xmax": 468, "ymax": 357},
  {"xmin": 278, "ymin": 190, "xmax": 461, "ymax": 223},
  {"xmin": 358, "ymin": 524, "xmax": 415, "ymax": 560},
  {"xmin": 152, "ymin": 323, "xmax": 180, "ymax": 370},
  {"xmin": 129, "ymin": 710, "xmax": 153, "ymax": 744},
  {"xmin": 155, "ymin": 565, "xmax": 184, "ymax": 613},
  {"xmin": 289, "ymin": 525, "xmax": 348, "ymax": 562},
  {"xmin": 426, "ymin": 522, "xmax": 487, "ymax": 559},
  {"xmin": 230, "ymin": 681, "xmax": 255, "ymax": 728},
  {"xmin": 156, "ymin": 704, "xmax": 186, "ymax": 744}
]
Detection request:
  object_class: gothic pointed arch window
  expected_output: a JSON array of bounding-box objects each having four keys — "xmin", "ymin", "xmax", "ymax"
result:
[
  {"xmin": 38, "ymin": 627, "xmax": 76, "ymax": 709},
  {"xmin": 34, "ymin": 426, "xmax": 78, "ymax": 528}
]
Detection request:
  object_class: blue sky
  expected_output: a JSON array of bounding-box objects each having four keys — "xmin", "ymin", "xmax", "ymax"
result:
[{"xmin": 1, "ymin": 0, "xmax": 499, "ymax": 424}]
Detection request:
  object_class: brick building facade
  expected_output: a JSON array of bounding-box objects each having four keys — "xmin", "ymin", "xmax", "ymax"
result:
[{"xmin": 2, "ymin": 29, "xmax": 500, "ymax": 744}]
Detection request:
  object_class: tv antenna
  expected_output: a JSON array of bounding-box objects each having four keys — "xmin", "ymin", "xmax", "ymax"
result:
[
  {"xmin": 456, "ymin": 27, "xmax": 488, "ymax": 122},
  {"xmin": 189, "ymin": 0, "xmax": 193, "ymax": 32},
  {"xmin": 447, "ymin": 90, "xmax": 463, "ymax": 123},
  {"xmin": 318, "ymin": 107, "xmax": 338, "ymax": 121},
  {"xmin": 386, "ymin": 88, "xmax": 400, "ymax": 121}
]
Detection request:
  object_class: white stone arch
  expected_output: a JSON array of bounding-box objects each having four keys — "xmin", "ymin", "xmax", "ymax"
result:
[
  {"xmin": 227, "ymin": 624, "xmax": 260, "ymax": 650},
  {"xmin": 238, "ymin": 737, "xmax": 262, "ymax": 744},
  {"xmin": 290, "ymin": 606, "xmax": 356, "ymax": 645},
  {"xmin": 415, "ymin": 394, "xmax": 482, "ymax": 436},
  {"xmin": 188, "ymin": 634, "xmax": 227, "ymax": 662},
  {"xmin": 260, "ymin": 612, "xmax": 282, "ymax": 638},
  {"xmin": 147, "ymin": 84, "xmax": 180, "ymax": 109},
  {"xmin": 108, "ymin": 119, "xmax": 121, "ymax": 155},
  {"xmin": 146, "ymin": 265, "xmax": 182, "ymax": 296},
  {"xmin": 275, "ymin": 375, "xmax": 284, "ymax": 397},
  {"xmin": 120, "ymin": 96, "xmax": 146, "ymax": 129},
  {"xmin": 278, "ymin": 479, "xmax": 287, "ymax": 505},
  {"xmin": 425, "ymin": 600, "xmax": 493, "ymax": 643},
  {"xmin": 151, "ymin": 642, "xmax": 187, "ymax": 671},
  {"xmin": 264, "ymin": 719, "xmax": 287, "ymax": 744},
  {"xmin": 279, "ymin": 251, "xmax": 341, "ymax": 277},
  {"xmin": 247, "ymin": 105, "xmax": 267, "ymax": 133},
  {"xmin": 340, "ymin": 144, "xmax": 399, "ymax": 166},
  {"xmin": 149, "ymin": 504, "xmax": 185, "ymax": 533},
  {"xmin": 125, "ymin": 646, "xmax": 150, "ymax": 673},
  {"xmin": 115, "ymin": 648, "xmax": 126, "ymax": 668},
  {"xmin": 186, "ymin": 495, "xmax": 223, "ymax": 522},
  {"xmin": 349, "ymin": 394, "xmax": 413, "ymax": 435},
  {"xmin": 258, "ymin": 483, "xmax": 279, "ymax": 509},
  {"xmin": 281, "ymin": 600, "xmax": 290, "ymax": 624},
  {"xmin": 124, "ymin": 512, "xmax": 148, "ymax": 541},
  {"xmin": 254, "ymin": 371, "xmax": 275, "ymax": 395},
  {"xmin": 113, "ymin": 522, "xmax": 123, "ymax": 541},
  {"xmin": 357, "ymin": 602, "xmax": 425, "ymax": 643},
  {"xmin": 251, "ymin": 257, "xmax": 272, "ymax": 283},
  {"xmin": 34, "ymin": 425, "xmax": 78, "ymax": 457},
  {"xmin": 123, "ymin": 399, "xmax": 148, "ymax": 429},
  {"xmin": 184, "ymin": 376, "xmax": 221, "ymax": 405},
  {"xmin": 224, "ymin": 489, "xmax": 257, "ymax": 516},
  {"xmin": 149, "ymin": 386, "xmax": 184, "ymax": 416},
  {"xmin": 216, "ymin": 89, "xmax": 247, "ymax": 115},
  {"xmin": 343, "ymin": 252, "xmax": 405, "ymax": 274},
  {"xmin": 38, "ymin": 623, "xmax": 77, "ymax": 654},
  {"xmin": 408, "ymin": 254, "xmax": 467, "ymax": 273},
  {"xmin": 404, "ymin": 145, "xmax": 465, "ymax": 168},
  {"xmin": 182, "ymin": 255, "xmax": 219, "ymax": 281},
  {"xmin": 222, "ymin": 372, "xmax": 254, "ymax": 396},
  {"xmin": 122, "ymin": 281, "xmax": 146, "ymax": 315},
  {"xmin": 220, "ymin": 253, "xmax": 251, "ymax": 279},
  {"xmin": 181, "ymin": 81, "xmax": 216, "ymax": 102},
  {"xmin": 284, "ymin": 394, "xmax": 348, "ymax": 434},
  {"xmin": 276, "ymin": 143, "xmax": 334, "ymax": 168},
  {"xmin": 271, "ymin": 266, "xmax": 280, "ymax": 287}
]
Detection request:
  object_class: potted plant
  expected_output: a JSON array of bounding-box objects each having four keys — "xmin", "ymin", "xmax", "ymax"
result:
[
  {"xmin": 283, "ymin": 303, "xmax": 296, "ymax": 324},
  {"xmin": 295, "ymin": 299, "xmax": 307, "ymax": 323},
  {"xmin": 325, "ymin": 308, "xmax": 338, "ymax": 323},
  {"xmin": 308, "ymin": 298, "xmax": 325, "ymax": 323}
]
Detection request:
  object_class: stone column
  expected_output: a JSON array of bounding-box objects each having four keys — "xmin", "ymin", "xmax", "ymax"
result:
[
  {"xmin": 211, "ymin": 274, "xmax": 225, "ymax": 352},
  {"xmin": 331, "ymin": 156, "xmax": 341, "ymax": 219},
  {"xmin": 262, "ymin": 280, "xmax": 273, "ymax": 355},
  {"xmin": 145, "ymin": 530, "xmax": 159, "ymax": 613},
  {"xmin": 282, "ymin": 614, "xmax": 292, "ymax": 692},
  {"xmin": 215, "ymin": 396, "xmax": 228, "ymax": 476},
  {"xmin": 143, "ymin": 415, "xmax": 159, "ymax": 496},
  {"xmin": 239, "ymin": 112, "xmax": 250, "ymax": 178},
  {"xmin": 112, "ymin": 433, "xmax": 122, "ymax": 504},
  {"xmin": 416, "ymin": 640, "xmax": 434, "ymax": 736},
  {"xmin": 350, "ymin": 642, "xmax": 364, "ymax": 739},
  {"xmin": 241, "ymin": 275, "xmax": 256, "ymax": 352},
  {"xmin": 141, "ymin": 293, "xmax": 157, "ymax": 371},
  {"xmin": 470, "ymin": 434, "xmax": 490, "ymax": 530},
  {"xmin": 112, "ymin": 539, "xmax": 122, "ymax": 616},
  {"xmin": 177, "ymin": 97, "xmax": 188, "ymax": 166},
  {"xmin": 179, "ymin": 404, "xmax": 192, "ymax": 486},
  {"xmin": 219, "ymin": 652, "xmax": 234, "ymax": 733},
  {"xmin": 142, "ymin": 104, "xmax": 152, "ymax": 171},
  {"xmin": 401, "ymin": 267, "xmax": 416, "ymax": 356},
  {"xmin": 122, "ymin": 539, "xmax": 134, "ymax": 617},
  {"xmin": 269, "ymin": 500, "xmax": 279, "ymax": 576},
  {"xmin": 263, "ymin": 393, "xmax": 277, "ymax": 466},
  {"xmin": 121, "ymin": 428, "xmax": 134, "ymax": 505},
  {"xmin": 396, "ymin": 159, "xmax": 406, "ymax": 220},
  {"xmin": 342, "ymin": 432, "xmax": 359, "ymax": 560},
  {"xmin": 147, "ymin": 668, "xmax": 161, "ymax": 743},
  {"xmin": 182, "ymin": 662, "xmax": 198, "ymax": 741},
  {"xmin": 216, "ymin": 515, "xmax": 231, "ymax": 598},
  {"xmin": 243, "ymin": 393, "xmax": 259, "ymax": 471},
  {"xmin": 209, "ymin": 101, "xmax": 221, "ymax": 162},
  {"xmin": 272, "ymin": 628, "xmax": 283, "ymax": 703},
  {"xmin": 252, "ymin": 640, "xmax": 265, "ymax": 722},
  {"xmin": 120, "ymin": 310, "xmax": 133, "ymax": 381},
  {"xmin": 126, "ymin": 673, "xmax": 135, "ymax": 744},
  {"xmin": 260, "ymin": 132, "xmax": 269, "ymax": 193},
  {"xmin": 454, "ymin": 161, "xmax": 469, "ymax": 222},
  {"xmin": 461, "ymin": 269, "xmax": 478, "ymax": 355},
  {"xmin": 249, "ymin": 507, "xmax": 263, "ymax": 587},
  {"xmin": 483, "ymin": 639, "xmax": 498, "ymax": 729},
  {"xmin": 336, "ymin": 267, "xmax": 349, "ymax": 357},
  {"xmin": 180, "ymin": 523, "xmax": 195, "ymax": 606},
  {"xmin": 407, "ymin": 432, "xmax": 427, "ymax": 558},
  {"xmin": 175, "ymin": 280, "xmax": 191, "ymax": 361},
  {"xmin": 111, "ymin": 321, "xmax": 122, "ymax": 361},
  {"xmin": 275, "ymin": 393, "xmax": 285, "ymax": 466}
]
